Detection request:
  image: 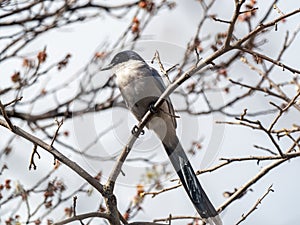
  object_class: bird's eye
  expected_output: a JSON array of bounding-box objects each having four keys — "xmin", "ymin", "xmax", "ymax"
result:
[{"xmin": 114, "ymin": 56, "xmax": 120, "ymax": 63}]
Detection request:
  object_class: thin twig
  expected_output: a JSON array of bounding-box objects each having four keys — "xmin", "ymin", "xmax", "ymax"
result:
[
  {"xmin": 224, "ymin": 0, "xmax": 246, "ymax": 47},
  {"xmin": 0, "ymin": 100, "xmax": 15, "ymax": 131},
  {"xmin": 238, "ymin": 46, "xmax": 300, "ymax": 74},
  {"xmin": 218, "ymin": 158, "xmax": 287, "ymax": 212},
  {"xmin": 154, "ymin": 214, "xmax": 200, "ymax": 223},
  {"xmin": 268, "ymin": 90, "xmax": 300, "ymax": 131},
  {"xmin": 29, "ymin": 144, "xmax": 40, "ymax": 170},
  {"xmin": 235, "ymin": 185, "xmax": 274, "ymax": 225},
  {"xmin": 142, "ymin": 184, "xmax": 181, "ymax": 198},
  {"xmin": 50, "ymin": 118, "xmax": 64, "ymax": 147},
  {"xmin": 0, "ymin": 118, "xmax": 105, "ymax": 195},
  {"xmin": 73, "ymin": 196, "xmax": 77, "ymax": 216},
  {"xmin": 53, "ymin": 212, "xmax": 111, "ymax": 225},
  {"xmin": 3, "ymin": 96, "xmax": 23, "ymax": 107}
]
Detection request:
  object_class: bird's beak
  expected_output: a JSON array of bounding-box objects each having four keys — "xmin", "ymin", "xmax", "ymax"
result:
[{"xmin": 101, "ymin": 63, "xmax": 113, "ymax": 71}]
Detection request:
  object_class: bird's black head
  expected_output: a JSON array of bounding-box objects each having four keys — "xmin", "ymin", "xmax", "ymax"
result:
[{"xmin": 101, "ymin": 50, "xmax": 145, "ymax": 71}]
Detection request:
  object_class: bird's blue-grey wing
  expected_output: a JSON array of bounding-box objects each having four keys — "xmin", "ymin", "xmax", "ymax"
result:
[{"xmin": 150, "ymin": 67, "xmax": 177, "ymax": 128}]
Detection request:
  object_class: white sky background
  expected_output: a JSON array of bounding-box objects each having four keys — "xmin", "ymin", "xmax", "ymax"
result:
[{"xmin": 0, "ymin": 1, "xmax": 300, "ymax": 224}]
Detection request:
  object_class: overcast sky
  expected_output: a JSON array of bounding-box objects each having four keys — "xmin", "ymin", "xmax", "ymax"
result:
[{"xmin": 1, "ymin": 1, "xmax": 300, "ymax": 224}]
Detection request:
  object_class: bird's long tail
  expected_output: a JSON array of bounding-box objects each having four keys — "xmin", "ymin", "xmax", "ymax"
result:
[{"xmin": 162, "ymin": 134, "xmax": 222, "ymax": 225}]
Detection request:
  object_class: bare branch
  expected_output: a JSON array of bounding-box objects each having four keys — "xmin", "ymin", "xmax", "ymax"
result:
[
  {"xmin": 0, "ymin": 100, "xmax": 15, "ymax": 131},
  {"xmin": 238, "ymin": 46, "xmax": 300, "ymax": 74},
  {"xmin": 53, "ymin": 212, "xmax": 111, "ymax": 225},
  {"xmin": 50, "ymin": 118, "xmax": 64, "ymax": 147},
  {"xmin": 236, "ymin": 185, "xmax": 274, "ymax": 225},
  {"xmin": 218, "ymin": 158, "xmax": 288, "ymax": 212},
  {"xmin": 224, "ymin": 0, "xmax": 246, "ymax": 47},
  {"xmin": 0, "ymin": 118, "xmax": 105, "ymax": 195},
  {"xmin": 29, "ymin": 144, "xmax": 40, "ymax": 170}
]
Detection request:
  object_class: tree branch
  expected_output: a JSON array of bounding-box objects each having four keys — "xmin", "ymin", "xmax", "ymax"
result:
[
  {"xmin": 53, "ymin": 212, "xmax": 111, "ymax": 225},
  {"xmin": 236, "ymin": 185, "xmax": 274, "ymax": 225},
  {"xmin": 0, "ymin": 118, "xmax": 105, "ymax": 196}
]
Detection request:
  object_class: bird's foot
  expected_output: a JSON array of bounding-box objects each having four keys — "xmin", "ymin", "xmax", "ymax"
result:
[
  {"xmin": 131, "ymin": 125, "xmax": 145, "ymax": 136},
  {"xmin": 149, "ymin": 103, "xmax": 158, "ymax": 114}
]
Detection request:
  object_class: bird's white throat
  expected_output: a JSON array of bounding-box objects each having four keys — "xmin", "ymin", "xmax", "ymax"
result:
[{"xmin": 114, "ymin": 59, "xmax": 145, "ymax": 87}]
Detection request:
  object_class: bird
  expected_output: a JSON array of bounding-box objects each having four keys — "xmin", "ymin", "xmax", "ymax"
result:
[{"xmin": 101, "ymin": 50, "xmax": 222, "ymax": 225}]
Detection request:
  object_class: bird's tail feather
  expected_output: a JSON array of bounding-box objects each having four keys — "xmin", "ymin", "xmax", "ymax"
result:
[{"xmin": 162, "ymin": 135, "xmax": 222, "ymax": 225}]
